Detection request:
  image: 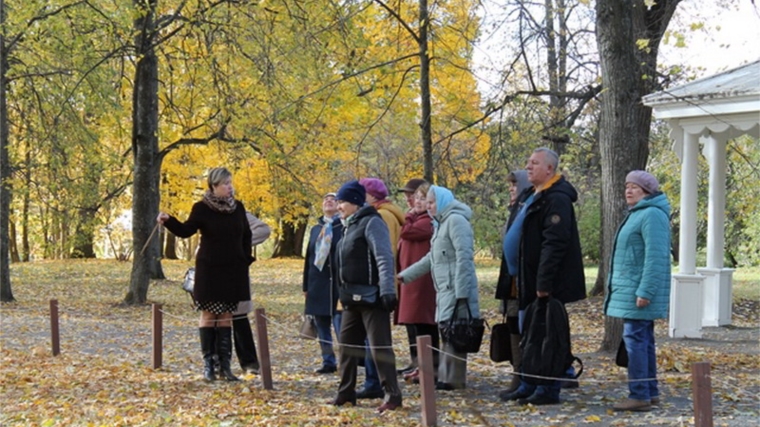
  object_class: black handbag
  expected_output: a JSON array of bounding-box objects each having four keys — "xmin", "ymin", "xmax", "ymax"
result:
[
  {"xmin": 489, "ymin": 315, "xmax": 512, "ymax": 363},
  {"xmin": 615, "ymin": 339, "xmax": 628, "ymax": 367},
  {"xmin": 339, "ymin": 283, "xmax": 379, "ymax": 307},
  {"xmin": 440, "ymin": 299, "xmax": 486, "ymax": 354}
]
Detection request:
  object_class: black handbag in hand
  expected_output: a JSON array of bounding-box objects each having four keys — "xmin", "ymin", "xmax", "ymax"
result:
[
  {"xmin": 440, "ymin": 299, "xmax": 486, "ymax": 354},
  {"xmin": 615, "ymin": 339, "xmax": 628, "ymax": 367},
  {"xmin": 489, "ymin": 314, "xmax": 512, "ymax": 362}
]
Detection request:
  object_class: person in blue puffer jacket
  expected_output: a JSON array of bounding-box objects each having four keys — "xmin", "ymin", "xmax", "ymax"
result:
[{"xmin": 604, "ymin": 170, "xmax": 672, "ymax": 412}]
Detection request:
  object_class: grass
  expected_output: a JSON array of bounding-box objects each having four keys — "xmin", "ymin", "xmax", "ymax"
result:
[{"xmin": 474, "ymin": 259, "xmax": 760, "ymax": 303}]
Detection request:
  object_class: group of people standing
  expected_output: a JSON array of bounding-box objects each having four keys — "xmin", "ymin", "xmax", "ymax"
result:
[
  {"xmin": 302, "ymin": 175, "xmax": 480, "ymax": 413},
  {"xmin": 494, "ymin": 148, "xmax": 671, "ymax": 411},
  {"xmin": 158, "ymin": 145, "xmax": 672, "ymax": 414}
]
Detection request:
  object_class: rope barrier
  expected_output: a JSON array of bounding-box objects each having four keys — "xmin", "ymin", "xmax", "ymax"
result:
[{"xmin": 0, "ymin": 301, "xmax": 713, "ymax": 386}]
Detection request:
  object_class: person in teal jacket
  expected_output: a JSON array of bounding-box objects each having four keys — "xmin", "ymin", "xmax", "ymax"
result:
[{"xmin": 604, "ymin": 170, "xmax": 671, "ymax": 412}]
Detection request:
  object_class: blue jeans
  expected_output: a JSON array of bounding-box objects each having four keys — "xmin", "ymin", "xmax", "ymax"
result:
[
  {"xmin": 623, "ymin": 319, "xmax": 658, "ymax": 401},
  {"xmin": 314, "ymin": 313, "xmax": 342, "ymax": 369}
]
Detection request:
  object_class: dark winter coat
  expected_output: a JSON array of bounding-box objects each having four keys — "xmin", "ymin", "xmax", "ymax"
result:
[
  {"xmin": 164, "ymin": 201, "xmax": 253, "ymax": 304},
  {"xmin": 338, "ymin": 204, "xmax": 396, "ymax": 307},
  {"xmin": 517, "ymin": 175, "xmax": 586, "ymax": 310},
  {"xmin": 303, "ymin": 216, "xmax": 344, "ymax": 317},
  {"xmin": 396, "ymin": 210, "xmax": 435, "ymax": 325}
]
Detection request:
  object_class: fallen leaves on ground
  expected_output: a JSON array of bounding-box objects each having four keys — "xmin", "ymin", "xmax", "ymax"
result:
[{"xmin": 1, "ymin": 259, "xmax": 758, "ymax": 426}]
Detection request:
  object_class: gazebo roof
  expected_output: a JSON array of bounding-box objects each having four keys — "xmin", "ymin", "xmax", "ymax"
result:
[{"xmin": 642, "ymin": 60, "xmax": 760, "ymax": 140}]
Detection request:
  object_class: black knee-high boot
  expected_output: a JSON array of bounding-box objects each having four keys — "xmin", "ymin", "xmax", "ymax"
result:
[
  {"xmin": 216, "ymin": 327, "xmax": 239, "ymax": 381},
  {"xmin": 233, "ymin": 315, "xmax": 259, "ymax": 372},
  {"xmin": 199, "ymin": 327, "xmax": 216, "ymax": 381}
]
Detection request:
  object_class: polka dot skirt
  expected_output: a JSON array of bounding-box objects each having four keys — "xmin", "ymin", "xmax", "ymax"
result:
[{"xmin": 195, "ymin": 300, "xmax": 238, "ymax": 315}]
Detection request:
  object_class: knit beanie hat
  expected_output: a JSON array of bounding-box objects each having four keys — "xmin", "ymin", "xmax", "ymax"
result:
[
  {"xmin": 359, "ymin": 178, "xmax": 389, "ymax": 200},
  {"xmin": 336, "ymin": 180, "xmax": 366, "ymax": 206},
  {"xmin": 625, "ymin": 170, "xmax": 659, "ymax": 194}
]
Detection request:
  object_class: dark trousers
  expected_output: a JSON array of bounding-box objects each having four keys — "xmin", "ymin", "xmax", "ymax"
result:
[
  {"xmin": 233, "ymin": 315, "xmax": 259, "ymax": 369},
  {"xmin": 405, "ymin": 324, "xmax": 418, "ymax": 362},
  {"xmin": 412, "ymin": 323, "xmax": 440, "ymax": 369},
  {"xmin": 337, "ymin": 306, "xmax": 401, "ymax": 404}
]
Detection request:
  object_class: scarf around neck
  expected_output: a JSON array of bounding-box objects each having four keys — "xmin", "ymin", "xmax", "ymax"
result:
[
  {"xmin": 314, "ymin": 215, "xmax": 338, "ymax": 271},
  {"xmin": 202, "ymin": 190, "xmax": 237, "ymax": 213}
]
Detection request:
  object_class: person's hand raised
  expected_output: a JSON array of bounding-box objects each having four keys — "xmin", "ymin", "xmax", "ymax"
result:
[{"xmin": 156, "ymin": 212, "xmax": 169, "ymax": 225}]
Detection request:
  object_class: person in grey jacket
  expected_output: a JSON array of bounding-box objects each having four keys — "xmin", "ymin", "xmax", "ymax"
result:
[
  {"xmin": 330, "ymin": 180, "xmax": 402, "ymax": 413},
  {"xmin": 604, "ymin": 170, "xmax": 671, "ymax": 412},
  {"xmin": 397, "ymin": 185, "xmax": 480, "ymax": 390}
]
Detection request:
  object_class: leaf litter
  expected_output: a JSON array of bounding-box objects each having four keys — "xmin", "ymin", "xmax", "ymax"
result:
[{"xmin": 1, "ymin": 259, "xmax": 758, "ymax": 426}]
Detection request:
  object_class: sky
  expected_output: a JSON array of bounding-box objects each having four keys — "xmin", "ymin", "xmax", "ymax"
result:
[
  {"xmin": 472, "ymin": 0, "xmax": 760, "ymax": 98},
  {"xmin": 661, "ymin": 0, "xmax": 760, "ymax": 75}
]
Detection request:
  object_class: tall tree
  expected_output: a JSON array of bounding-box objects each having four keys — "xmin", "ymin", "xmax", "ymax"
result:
[
  {"xmin": 124, "ymin": 0, "xmax": 163, "ymax": 304},
  {"xmin": 0, "ymin": 0, "xmax": 12, "ymax": 302},
  {"xmin": 595, "ymin": 0, "xmax": 680, "ymax": 350}
]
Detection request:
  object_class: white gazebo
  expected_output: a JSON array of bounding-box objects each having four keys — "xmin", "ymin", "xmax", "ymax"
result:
[{"xmin": 642, "ymin": 60, "xmax": 760, "ymax": 338}]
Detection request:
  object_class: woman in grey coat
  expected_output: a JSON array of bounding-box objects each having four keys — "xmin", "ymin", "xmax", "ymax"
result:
[{"xmin": 397, "ymin": 185, "xmax": 480, "ymax": 390}]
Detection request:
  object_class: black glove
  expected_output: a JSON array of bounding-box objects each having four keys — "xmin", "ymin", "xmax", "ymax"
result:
[{"xmin": 381, "ymin": 294, "xmax": 398, "ymax": 312}]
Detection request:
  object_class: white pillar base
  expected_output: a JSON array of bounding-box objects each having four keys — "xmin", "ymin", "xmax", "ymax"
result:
[
  {"xmin": 697, "ymin": 267, "xmax": 734, "ymax": 327},
  {"xmin": 669, "ymin": 274, "xmax": 705, "ymax": 338}
]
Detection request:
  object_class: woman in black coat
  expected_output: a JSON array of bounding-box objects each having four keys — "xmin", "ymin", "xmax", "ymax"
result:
[
  {"xmin": 302, "ymin": 193, "xmax": 344, "ymax": 374},
  {"xmin": 158, "ymin": 167, "xmax": 254, "ymax": 382}
]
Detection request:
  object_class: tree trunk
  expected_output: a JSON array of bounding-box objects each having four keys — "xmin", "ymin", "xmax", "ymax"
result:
[
  {"xmin": 9, "ymin": 219, "xmax": 18, "ymax": 262},
  {"xmin": 0, "ymin": 0, "xmax": 14, "ymax": 302},
  {"xmin": 594, "ymin": 0, "xmax": 680, "ymax": 351},
  {"xmin": 164, "ymin": 230, "xmax": 178, "ymax": 260},
  {"xmin": 71, "ymin": 208, "xmax": 97, "ymax": 258},
  {"xmin": 271, "ymin": 219, "xmax": 307, "ymax": 258},
  {"xmin": 419, "ymin": 0, "xmax": 433, "ymax": 183},
  {"xmin": 125, "ymin": 0, "xmax": 164, "ymax": 305},
  {"xmin": 21, "ymin": 147, "xmax": 30, "ymax": 261}
]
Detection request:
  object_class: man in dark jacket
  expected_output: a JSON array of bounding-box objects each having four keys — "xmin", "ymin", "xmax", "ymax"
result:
[{"xmin": 500, "ymin": 147, "xmax": 586, "ymax": 405}]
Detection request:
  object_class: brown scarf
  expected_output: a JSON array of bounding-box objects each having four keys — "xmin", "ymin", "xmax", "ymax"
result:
[{"xmin": 202, "ymin": 190, "xmax": 237, "ymax": 213}]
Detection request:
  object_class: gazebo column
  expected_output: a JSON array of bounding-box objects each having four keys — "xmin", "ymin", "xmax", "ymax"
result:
[
  {"xmin": 669, "ymin": 130, "xmax": 704, "ymax": 338},
  {"xmin": 698, "ymin": 134, "xmax": 733, "ymax": 326}
]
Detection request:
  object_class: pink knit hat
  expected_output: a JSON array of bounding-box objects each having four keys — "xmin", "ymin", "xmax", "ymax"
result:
[
  {"xmin": 359, "ymin": 178, "xmax": 389, "ymax": 200},
  {"xmin": 625, "ymin": 170, "xmax": 659, "ymax": 194}
]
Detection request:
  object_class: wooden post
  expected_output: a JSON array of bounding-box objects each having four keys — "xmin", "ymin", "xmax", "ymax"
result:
[
  {"xmin": 416, "ymin": 334, "xmax": 437, "ymax": 427},
  {"xmin": 692, "ymin": 361, "xmax": 713, "ymax": 427},
  {"xmin": 152, "ymin": 304, "xmax": 163, "ymax": 369},
  {"xmin": 255, "ymin": 308, "xmax": 273, "ymax": 390},
  {"xmin": 50, "ymin": 299, "xmax": 60, "ymax": 356}
]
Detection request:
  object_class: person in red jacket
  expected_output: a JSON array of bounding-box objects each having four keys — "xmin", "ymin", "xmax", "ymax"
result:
[
  {"xmin": 396, "ymin": 180, "xmax": 438, "ymax": 383},
  {"xmin": 158, "ymin": 167, "xmax": 254, "ymax": 382}
]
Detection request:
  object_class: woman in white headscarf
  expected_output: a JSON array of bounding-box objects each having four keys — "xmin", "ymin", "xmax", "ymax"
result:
[{"xmin": 397, "ymin": 185, "xmax": 480, "ymax": 390}]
